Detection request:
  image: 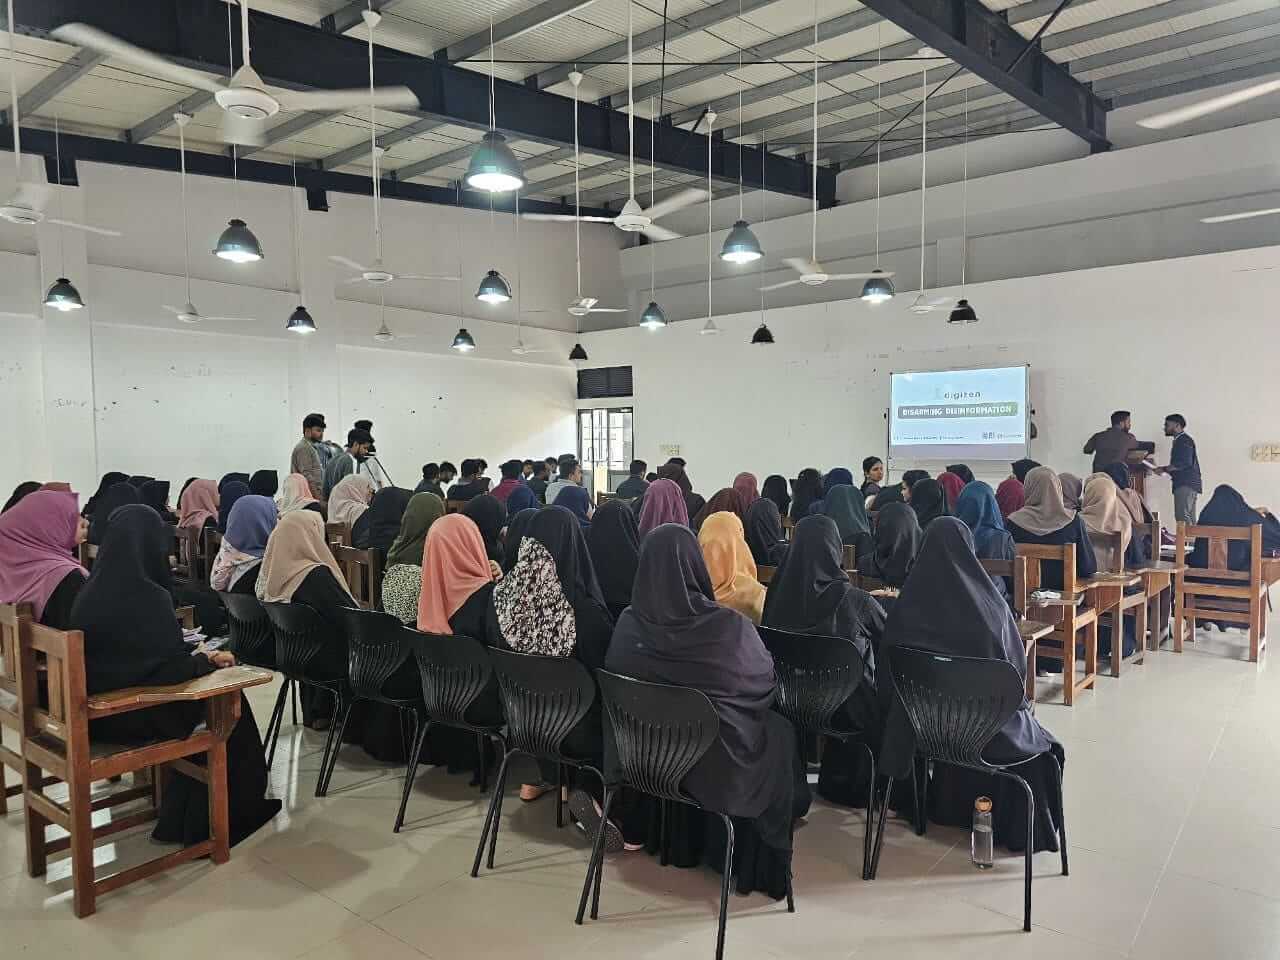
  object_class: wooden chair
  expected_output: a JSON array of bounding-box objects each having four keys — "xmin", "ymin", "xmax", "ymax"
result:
[
  {"xmin": 1136, "ymin": 512, "xmax": 1173, "ymax": 653},
  {"xmin": 0, "ymin": 604, "xmax": 53, "ymax": 813},
  {"xmin": 334, "ymin": 545, "xmax": 384, "ymax": 611},
  {"xmin": 1087, "ymin": 531, "xmax": 1148, "ymax": 677},
  {"xmin": 324, "ymin": 522, "xmax": 351, "ymax": 549},
  {"xmin": 597, "ymin": 492, "xmax": 616, "ymax": 505},
  {"xmin": 202, "ymin": 529, "xmax": 223, "ymax": 587},
  {"xmin": 16, "ymin": 619, "xmax": 271, "ymax": 917},
  {"xmin": 445, "ymin": 499, "xmax": 466, "ymax": 515},
  {"xmin": 1016, "ymin": 543, "xmax": 1099, "ymax": 706},
  {"xmin": 1174, "ymin": 521, "xmax": 1267, "ymax": 661},
  {"xmin": 171, "ymin": 526, "xmax": 197, "ymax": 579},
  {"xmin": 756, "ymin": 564, "xmax": 776, "ymax": 585},
  {"xmin": 978, "ymin": 557, "xmax": 1035, "ymax": 700},
  {"xmin": 76, "ymin": 542, "xmax": 96, "ymax": 569}
]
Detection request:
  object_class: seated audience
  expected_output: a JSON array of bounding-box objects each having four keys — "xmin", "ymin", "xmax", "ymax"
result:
[
  {"xmin": 462, "ymin": 494, "xmax": 507, "ymax": 564},
  {"xmin": 502, "ymin": 507, "xmax": 539, "ymax": 573},
  {"xmin": 1102, "ymin": 462, "xmax": 1152, "ymax": 528},
  {"xmin": 505, "ymin": 482, "xmax": 538, "ymax": 514},
  {"xmin": 744, "ymin": 497, "xmax": 788, "ymax": 568},
  {"xmin": 353, "ymin": 486, "xmax": 412, "ymax": 554},
  {"xmin": 937, "ymin": 471, "xmax": 965, "ymax": 510},
  {"xmin": 0, "ymin": 488, "xmax": 89, "ymax": 628},
  {"xmin": 909, "ymin": 477, "xmax": 950, "ymax": 528},
  {"xmin": 526, "ymin": 460, "xmax": 551, "ymax": 503},
  {"xmin": 1006, "ymin": 466, "xmax": 1097, "ymax": 587},
  {"xmin": 588, "ymin": 499, "xmax": 640, "ymax": 620},
  {"xmin": 5, "ymin": 481, "xmax": 44, "ymax": 514},
  {"xmin": 946, "ymin": 463, "xmax": 975, "ymax": 486},
  {"xmin": 490, "ymin": 460, "xmax": 524, "ymax": 504},
  {"xmin": 415, "ymin": 463, "xmax": 446, "ymax": 499},
  {"xmin": 637, "ymin": 478, "xmax": 688, "ymax": 536},
  {"xmin": 1188, "ymin": 484, "xmax": 1280, "ymax": 569},
  {"xmin": 140, "ymin": 479, "xmax": 177, "ymax": 523},
  {"xmin": 900, "ymin": 469, "xmax": 930, "ymax": 500},
  {"xmin": 72, "ymin": 504, "xmax": 280, "ymax": 846},
  {"xmin": 178, "ymin": 479, "xmax": 219, "ymax": 531},
  {"xmin": 546, "ymin": 459, "xmax": 584, "ymax": 507},
  {"xmin": 821, "ymin": 484, "xmax": 873, "ymax": 559},
  {"xmin": 869, "ymin": 482, "xmax": 904, "ymax": 511},
  {"xmin": 249, "ymin": 470, "xmax": 278, "ymax": 497},
  {"xmin": 381, "ymin": 492, "xmax": 445, "ymax": 624},
  {"xmin": 1011, "ymin": 458, "xmax": 1041, "ymax": 484},
  {"xmin": 879, "ymin": 518, "xmax": 1065, "ymax": 853},
  {"xmin": 789, "ymin": 468, "xmax": 823, "ymax": 522},
  {"xmin": 955, "ymin": 480, "xmax": 1016, "ymax": 600},
  {"xmin": 446, "ymin": 459, "xmax": 489, "ymax": 503},
  {"xmin": 607, "ymin": 523, "xmax": 810, "ymax": 899},
  {"xmin": 857, "ymin": 501, "xmax": 921, "ymax": 589},
  {"xmin": 556, "ymin": 484, "xmax": 594, "ymax": 530},
  {"xmin": 1080, "ymin": 473, "xmax": 1144, "ymax": 659},
  {"xmin": 615, "ymin": 460, "xmax": 649, "ymax": 500},
  {"xmin": 210, "ymin": 494, "xmax": 277, "ymax": 594},
  {"xmin": 217, "ymin": 480, "xmax": 250, "ymax": 534},
  {"xmin": 88, "ymin": 481, "xmax": 139, "ymax": 546},
  {"xmin": 82, "ymin": 471, "xmax": 129, "ymax": 519},
  {"xmin": 860, "ymin": 457, "xmax": 884, "ymax": 498},
  {"xmin": 733, "ymin": 472, "xmax": 759, "ymax": 508},
  {"xmin": 692, "ymin": 487, "xmax": 744, "ymax": 532},
  {"xmin": 328, "ymin": 474, "xmax": 374, "ymax": 530},
  {"xmin": 279, "ymin": 472, "xmax": 321, "ymax": 516},
  {"xmin": 1058, "ymin": 472, "xmax": 1084, "ymax": 512},
  {"xmin": 699, "ymin": 511, "xmax": 766, "ymax": 624},
  {"xmin": 658, "ymin": 462, "xmax": 704, "ymax": 521},
  {"xmin": 761, "ymin": 474, "xmax": 791, "ymax": 519},
  {"xmin": 995, "ymin": 476, "xmax": 1025, "ymax": 520}
]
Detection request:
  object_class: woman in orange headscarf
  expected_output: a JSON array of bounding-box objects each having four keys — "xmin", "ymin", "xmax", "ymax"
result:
[{"xmin": 698, "ymin": 511, "xmax": 766, "ymax": 623}]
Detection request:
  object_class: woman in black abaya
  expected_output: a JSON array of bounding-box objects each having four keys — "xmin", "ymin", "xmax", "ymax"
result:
[
  {"xmin": 88, "ymin": 481, "xmax": 140, "ymax": 546},
  {"xmin": 761, "ymin": 474, "xmax": 791, "ymax": 521},
  {"xmin": 69, "ymin": 505, "xmax": 280, "ymax": 846},
  {"xmin": 856, "ymin": 501, "xmax": 921, "ymax": 590},
  {"xmin": 1189, "ymin": 484, "xmax": 1280, "ymax": 569},
  {"xmin": 879, "ymin": 517, "xmax": 1065, "ymax": 853},
  {"xmin": 352, "ymin": 486, "xmax": 413, "ymax": 555},
  {"xmin": 744, "ymin": 497, "xmax": 788, "ymax": 567},
  {"xmin": 606, "ymin": 524, "xmax": 810, "ymax": 899},
  {"xmin": 587, "ymin": 499, "xmax": 640, "ymax": 620},
  {"xmin": 462, "ymin": 494, "xmax": 508, "ymax": 565},
  {"xmin": 762, "ymin": 515, "xmax": 886, "ymax": 808}
]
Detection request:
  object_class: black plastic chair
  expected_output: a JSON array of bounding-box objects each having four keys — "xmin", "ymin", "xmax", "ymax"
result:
[
  {"xmin": 580, "ymin": 671, "xmax": 794, "ymax": 960},
  {"xmin": 471, "ymin": 649, "xmax": 602, "ymax": 877},
  {"xmin": 218, "ymin": 590, "xmax": 297, "ymax": 759},
  {"xmin": 260, "ymin": 601, "xmax": 350, "ymax": 797},
  {"xmin": 759, "ymin": 626, "xmax": 876, "ymax": 879},
  {"xmin": 336, "ymin": 607, "xmax": 427, "ymax": 831},
  {"xmin": 401, "ymin": 630, "xmax": 505, "ymax": 826},
  {"xmin": 871, "ymin": 646, "xmax": 1068, "ymax": 932}
]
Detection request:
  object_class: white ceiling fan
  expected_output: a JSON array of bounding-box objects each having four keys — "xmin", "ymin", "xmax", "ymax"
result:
[
  {"xmin": 1, "ymin": 2, "xmax": 121, "ymax": 235},
  {"xmin": 760, "ymin": 18, "xmax": 892, "ymax": 295},
  {"xmin": 521, "ymin": 1, "xmax": 705, "ymax": 241},
  {"xmin": 371, "ymin": 292, "xmax": 418, "ymax": 342},
  {"xmin": 163, "ymin": 113, "xmax": 256, "ymax": 325},
  {"xmin": 510, "ymin": 315, "xmax": 555, "ymax": 355},
  {"xmin": 903, "ymin": 65, "xmax": 955, "ymax": 316},
  {"xmin": 52, "ymin": 1, "xmax": 420, "ymax": 149},
  {"xmin": 1138, "ymin": 78, "xmax": 1280, "ymax": 131}
]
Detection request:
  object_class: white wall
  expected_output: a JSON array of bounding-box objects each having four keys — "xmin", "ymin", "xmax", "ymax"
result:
[
  {"xmin": 583, "ymin": 243, "xmax": 1280, "ymax": 524},
  {"xmin": 0, "ymin": 158, "xmax": 592, "ymax": 500}
]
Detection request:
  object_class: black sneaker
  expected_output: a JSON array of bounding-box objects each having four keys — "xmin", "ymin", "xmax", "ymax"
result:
[{"xmin": 568, "ymin": 788, "xmax": 623, "ymax": 854}]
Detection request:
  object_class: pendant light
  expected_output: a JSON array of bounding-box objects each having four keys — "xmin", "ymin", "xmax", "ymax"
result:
[
  {"xmin": 750, "ymin": 322, "xmax": 774, "ymax": 344},
  {"xmin": 567, "ymin": 70, "xmax": 588, "ymax": 362},
  {"xmin": 948, "ymin": 89, "xmax": 978, "ymax": 325},
  {"xmin": 909, "ymin": 64, "xmax": 933, "ymax": 315},
  {"xmin": 465, "ymin": 15, "xmax": 524, "ymax": 192},
  {"xmin": 451, "ymin": 328, "xmax": 477, "ymax": 351},
  {"xmin": 700, "ymin": 110, "xmax": 720, "ymax": 335},
  {"xmin": 720, "ymin": 3, "xmax": 763, "ymax": 264},
  {"xmin": 639, "ymin": 95, "xmax": 667, "ymax": 329},
  {"xmin": 284, "ymin": 153, "xmax": 315, "ymax": 332},
  {"xmin": 750, "ymin": 135, "xmax": 772, "ymax": 344},
  {"xmin": 861, "ymin": 26, "xmax": 895, "ymax": 305},
  {"xmin": 42, "ymin": 119, "xmax": 84, "ymax": 312},
  {"xmin": 213, "ymin": 11, "xmax": 263, "ymax": 263},
  {"xmin": 475, "ymin": 268, "xmax": 511, "ymax": 304}
]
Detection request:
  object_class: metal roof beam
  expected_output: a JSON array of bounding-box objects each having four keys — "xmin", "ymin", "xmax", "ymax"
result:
[
  {"xmin": 239, "ymin": 111, "xmax": 336, "ymax": 157},
  {"xmin": 442, "ymin": 0, "xmax": 600, "ymax": 63},
  {"xmin": 319, "ymin": 117, "xmax": 446, "ymax": 171},
  {"xmin": 324, "ymin": 0, "xmax": 407, "ymax": 36},
  {"xmin": 12, "ymin": 47, "xmax": 105, "ymax": 117}
]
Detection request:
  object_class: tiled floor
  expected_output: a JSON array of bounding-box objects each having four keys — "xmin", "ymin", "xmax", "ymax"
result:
[{"xmin": 4, "ymin": 626, "xmax": 1280, "ymax": 958}]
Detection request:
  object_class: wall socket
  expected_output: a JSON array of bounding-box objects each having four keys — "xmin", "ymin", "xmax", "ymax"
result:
[{"xmin": 1250, "ymin": 445, "xmax": 1280, "ymax": 462}]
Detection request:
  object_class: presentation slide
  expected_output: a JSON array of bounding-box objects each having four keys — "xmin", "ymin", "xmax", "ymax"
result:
[{"xmin": 889, "ymin": 365, "xmax": 1029, "ymax": 462}]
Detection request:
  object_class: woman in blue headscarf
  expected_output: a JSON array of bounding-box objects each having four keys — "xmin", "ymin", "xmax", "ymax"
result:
[
  {"xmin": 505, "ymin": 483, "xmax": 538, "ymax": 515},
  {"xmin": 807, "ymin": 467, "xmax": 856, "ymax": 516},
  {"xmin": 954, "ymin": 480, "xmax": 1016, "ymax": 600},
  {"xmin": 217, "ymin": 481, "xmax": 250, "ymax": 534},
  {"xmin": 556, "ymin": 484, "xmax": 593, "ymax": 530},
  {"xmin": 210, "ymin": 494, "xmax": 277, "ymax": 594}
]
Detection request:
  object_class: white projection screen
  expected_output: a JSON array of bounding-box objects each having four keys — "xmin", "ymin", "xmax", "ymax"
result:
[{"xmin": 888, "ymin": 365, "xmax": 1030, "ymax": 462}]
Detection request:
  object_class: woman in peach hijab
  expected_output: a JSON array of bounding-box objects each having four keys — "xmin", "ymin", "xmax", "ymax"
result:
[
  {"xmin": 415, "ymin": 513, "xmax": 503, "ymax": 777},
  {"xmin": 178, "ymin": 478, "xmax": 219, "ymax": 531},
  {"xmin": 278, "ymin": 472, "xmax": 320, "ymax": 516},
  {"xmin": 698, "ymin": 511, "xmax": 766, "ymax": 624},
  {"xmin": 733, "ymin": 472, "xmax": 760, "ymax": 509}
]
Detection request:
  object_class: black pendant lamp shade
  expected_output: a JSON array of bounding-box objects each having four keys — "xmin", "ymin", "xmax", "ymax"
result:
[
  {"xmin": 475, "ymin": 269, "xmax": 511, "ymax": 304},
  {"xmin": 947, "ymin": 298, "xmax": 978, "ymax": 325},
  {"xmin": 639, "ymin": 300, "xmax": 667, "ymax": 330},
  {"xmin": 43, "ymin": 277, "xmax": 85, "ymax": 312},
  {"xmin": 452, "ymin": 328, "xmax": 477, "ymax": 352},
  {"xmin": 860, "ymin": 270, "xmax": 895, "ymax": 304},
  {"xmin": 569, "ymin": 342, "xmax": 588, "ymax": 361},
  {"xmin": 213, "ymin": 218, "xmax": 264, "ymax": 263},
  {"xmin": 720, "ymin": 219, "xmax": 764, "ymax": 264},
  {"xmin": 750, "ymin": 322, "xmax": 774, "ymax": 345},
  {"xmin": 286, "ymin": 305, "xmax": 316, "ymax": 333}
]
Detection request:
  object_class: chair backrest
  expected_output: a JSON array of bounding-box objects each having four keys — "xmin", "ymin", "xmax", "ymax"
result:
[
  {"xmin": 260, "ymin": 600, "xmax": 345, "ymax": 679},
  {"xmin": 1178, "ymin": 521, "xmax": 1262, "ymax": 585},
  {"xmin": 756, "ymin": 564, "xmax": 775, "ymax": 585},
  {"xmin": 404, "ymin": 629, "xmax": 494, "ymax": 725},
  {"xmin": 1015, "ymin": 542, "xmax": 1078, "ymax": 595},
  {"xmin": 489, "ymin": 648, "xmax": 596, "ymax": 760},
  {"xmin": 978, "ymin": 556, "xmax": 1028, "ymax": 615},
  {"xmin": 1089, "ymin": 530, "xmax": 1124, "ymax": 573},
  {"xmin": 887, "ymin": 646, "xmax": 1024, "ymax": 767},
  {"xmin": 172, "ymin": 526, "xmax": 201, "ymax": 580},
  {"xmin": 76, "ymin": 542, "xmax": 95, "ymax": 569},
  {"xmin": 16, "ymin": 618, "xmax": 89, "ymax": 774},
  {"xmin": 842, "ymin": 544, "xmax": 856, "ymax": 570},
  {"xmin": 0, "ymin": 603, "xmax": 33, "ymax": 729},
  {"xmin": 216, "ymin": 591, "xmax": 274, "ymax": 668},
  {"xmin": 596, "ymin": 670, "xmax": 719, "ymax": 804},
  {"xmin": 758, "ymin": 626, "xmax": 864, "ymax": 737},
  {"xmin": 202, "ymin": 529, "xmax": 223, "ymax": 585},
  {"xmin": 325, "ymin": 522, "xmax": 351, "ymax": 549},
  {"xmin": 338, "ymin": 607, "xmax": 413, "ymax": 701},
  {"xmin": 445, "ymin": 499, "xmax": 466, "ymax": 515},
  {"xmin": 333, "ymin": 545, "xmax": 384, "ymax": 611},
  {"xmin": 597, "ymin": 492, "xmax": 616, "ymax": 505}
]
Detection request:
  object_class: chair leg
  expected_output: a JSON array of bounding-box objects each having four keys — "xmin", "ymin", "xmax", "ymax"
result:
[
  {"xmin": 590, "ymin": 789, "xmax": 618, "ymax": 920},
  {"xmin": 471, "ymin": 749, "xmax": 513, "ymax": 876},
  {"xmin": 715, "ymin": 814, "xmax": 736, "ymax": 960},
  {"xmin": 1050, "ymin": 755, "xmax": 1068, "ymax": 877},
  {"xmin": 394, "ymin": 719, "xmax": 430, "ymax": 833},
  {"xmin": 315, "ymin": 689, "xmax": 350, "ymax": 798},
  {"xmin": 290, "ymin": 679, "xmax": 298, "ymax": 727},
  {"xmin": 996, "ymin": 770, "xmax": 1036, "ymax": 932},
  {"xmin": 263, "ymin": 679, "xmax": 290, "ymax": 767},
  {"xmin": 476, "ymin": 733, "xmax": 488, "ymax": 792},
  {"xmin": 913, "ymin": 758, "xmax": 927, "ymax": 837},
  {"xmin": 23, "ymin": 759, "xmax": 48, "ymax": 878},
  {"xmin": 860, "ymin": 743, "xmax": 876, "ymax": 881},
  {"xmin": 1063, "ymin": 623, "xmax": 1077, "ymax": 706},
  {"xmin": 1110, "ymin": 608, "xmax": 1122, "ymax": 678},
  {"xmin": 68, "ymin": 774, "xmax": 95, "ymax": 918},
  {"xmin": 576, "ymin": 785, "xmax": 616, "ymax": 925},
  {"xmin": 555, "ymin": 763, "xmax": 565, "ymax": 829},
  {"xmin": 659, "ymin": 797, "xmax": 670, "ymax": 866},
  {"xmin": 208, "ymin": 740, "xmax": 230, "ymax": 865},
  {"xmin": 869, "ymin": 776, "xmax": 894, "ymax": 880}
]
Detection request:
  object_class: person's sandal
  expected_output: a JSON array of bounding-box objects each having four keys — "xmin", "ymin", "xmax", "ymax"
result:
[
  {"xmin": 519, "ymin": 781, "xmax": 555, "ymax": 802},
  {"xmin": 568, "ymin": 788, "xmax": 624, "ymax": 853}
]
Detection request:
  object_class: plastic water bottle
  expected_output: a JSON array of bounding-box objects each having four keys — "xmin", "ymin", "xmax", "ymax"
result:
[{"xmin": 971, "ymin": 796, "xmax": 994, "ymax": 869}]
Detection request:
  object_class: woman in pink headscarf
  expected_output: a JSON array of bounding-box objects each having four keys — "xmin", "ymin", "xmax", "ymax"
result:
[
  {"xmin": 637, "ymin": 478, "xmax": 689, "ymax": 537},
  {"xmin": 937, "ymin": 471, "xmax": 965, "ymax": 510},
  {"xmin": 0, "ymin": 488, "xmax": 89, "ymax": 628},
  {"xmin": 995, "ymin": 477, "xmax": 1025, "ymax": 520},
  {"xmin": 733, "ymin": 472, "xmax": 760, "ymax": 509},
  {"xmin": 178, "ymin": 478, "xmax": 219, "ymax": 531}
]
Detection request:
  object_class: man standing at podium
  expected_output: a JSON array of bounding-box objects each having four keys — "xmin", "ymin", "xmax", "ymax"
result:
[{"xmin": 1083, "ymin": 410, "xmax": 1155, "ymax": 474}]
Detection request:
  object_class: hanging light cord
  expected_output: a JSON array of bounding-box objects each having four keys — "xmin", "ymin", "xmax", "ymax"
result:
[
  {"xmin": 961, "ymin": 87, "xmax": 968, "ymax": 293},
  {"xmin": 368, "ymin": 15, "xmax": 382, "ymax": 261},
  {"xmin": 918, "ymin": 66, "xmax": 927, "ymax": 293},
  {"xmin": 54, "ymin": 116, "xmax": 65, "ymax": 276},
  {"xmin": 179, "ymin": 120, "xmax": 191, "ymax": 304},
  {"xmin": 574, "ymin": 70, "xmax": 581, "ymax": 298},
  {"xmin": 649, "ymin": 95, "xmax": 656, "ymax": 300},
  {"xmin": 7, "ymin": 0, "xmax": 19, "ymax": 178},
  {"xmin": 810, "ymin": 0, "xmax": 819, "ymax": 262},
  {"xmin": 759, "ymin": 134, "xmax": 766, "ymax": 318},
  {"xmin": 488, "ymin": 14, "xmax": 497, "ymax": 131},
  {"xmin": 737, "ymin": 0, "xmax": 744, "ymax": 221},
  {"xmin": 707, "ymin": 114, "xmax": 713, "ymax": 321},
  {"xmin": 291, "ymin": 152, "xmax": 304, "ymax": 297},
  {"xmin": 874, "ymin": 23, "xmax": 881, "ymax": 264},
  {"xmin": 627, "ymin": 0, "xmax": 636, "ymax": 202}
]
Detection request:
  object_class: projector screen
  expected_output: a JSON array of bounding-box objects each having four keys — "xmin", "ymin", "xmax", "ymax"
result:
[{"xmin": 889, "ymin": 365, "xmax": 1029, "ymax": 462}]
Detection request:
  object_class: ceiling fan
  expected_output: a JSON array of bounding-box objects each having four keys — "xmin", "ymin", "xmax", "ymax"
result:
[
  {"xmin": 371, "ymin": 292, "xmax": 418, "ymax": 342},
  {"xmin": 52, "ymin": 1, "xmax": 420, "ymax": 148},
  {"xmin": 1138, "ymin": 78, "xmax": 1280, "ymax": 131},
  {"xmin": 521, "ymin": 2, "xmax": 705, "ymax": 241},
  {"xmin": 330, "ymin": 13, "xmax": 458, "ymax": 288},
  {"xmin": 163, "ymin": 113, "xmax": 256, "ymax": 325},
  {"xmin": 510, "ymin": 316, "xmax": 555, "ymax": 355},
  {"xmin": 1, "ymin": 3, "xmax": 121, "ymax": 235}
]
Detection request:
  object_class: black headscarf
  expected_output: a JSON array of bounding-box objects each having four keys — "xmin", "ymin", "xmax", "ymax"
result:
[
  {"xmin": 605, "ymin": 524, "xmax": 782, "ymax": 822},
  {"xmin": 88, "ymin": 482, "xmax": 140, "ymax": 545},
  {"xmin": 502, "ymin": 507, "xmax": 539, "ymax": 572},
  {"xmin": 587, "ymin": 499, "xmax": 640, "ymax": 613},
  {"xmin": 219, "ymin": 472, "xmax": 250, "ymax": 492},
  {"xmin": 249, "ymin": 470, "xmax": 279, "ymax": 497},
  {"xmin": 126, "ymin": 475, "xmax": 155, "ymax": 489},
  {"xmin": 84, "ymin": 471, "xmax": 129, "ymax": 517},
  {"xmin": 870, "ymin": 484, "xmax": 904, "ymax": 511},
  {"xmin": 789, "ymin": 468, "xmax": 823, "ymax": 521},
  {"xmin": 1189, "ymin": 484, "xmax": 1280, "ymax": 568},
  {"xmin": 945, "ymin": 464, "xmax": 975, "ymax": 486},
  {"xmin": 3, "ymin": 482, "xmax": 42, "ymax": 514},
  {"xmin": 744, "ymin": 497, "xmax": 788, "ymax": 567},
  {"xmin": 218, "ymin": 481, "xmax": 250, "ymax": 534},
  {"xmin": 910, "ymin": 477, "xmax": 950, "ymax": 528},
  {"xmin": 528, "ymin": 505, "xmax": 607, "ymax": 612},
  {"xmin": 1011, "ymin": 459, "xmax": 1041, "ymax": 484},
  {"xmin": 70, "ymin": 504, "xmax": 214, "ymax": 695},
  {"xmin": 139, "ymin": 480, "xmax": 173, "ymax": 518},
  {"xmin": 761, "ymin": 474, "xmax": 791, "ymax": 519},
  {"xmin": 862, "ymin": 501, "xmax": 921, "ymax": 587},
  {"xmin": 762, "ymin": 515, "xmax": 882, "ymax": 676},
  {"xmin": 462, "ymin": 494, "xmax": 508, "ymax": 564},
  {"xmin": 355, "ymin": 486, "xmax": 412, "ymax": 553},
  {"xmin": 879, "ymin": 517, "xmax": 1054, "ymax": 778}
]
